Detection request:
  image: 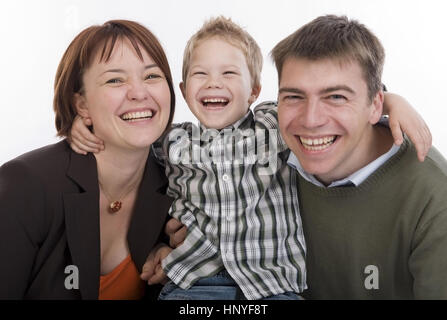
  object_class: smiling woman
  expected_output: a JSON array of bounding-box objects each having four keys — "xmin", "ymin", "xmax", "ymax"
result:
[{"xmin": 0, "ymin": 20, "xmax": 175, "ymax": 300}]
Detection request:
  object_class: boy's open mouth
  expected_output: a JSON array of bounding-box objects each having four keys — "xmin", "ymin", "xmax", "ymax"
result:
[
  {"xmin": 299, "ymin": 135, "xmax": 338, "ymax": 151},
  {"xmin": 120, "ymin": 110, "xmax": 155, "ymax": 122},
  {"xmin": 201, "ymin": 97, "xmax": 230, "ymax": 108}
]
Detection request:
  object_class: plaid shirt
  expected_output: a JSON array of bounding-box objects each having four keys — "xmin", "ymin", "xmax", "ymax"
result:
[{"xmin": 154, "ymin": 102, "xmax": 306, "ymax": 300}]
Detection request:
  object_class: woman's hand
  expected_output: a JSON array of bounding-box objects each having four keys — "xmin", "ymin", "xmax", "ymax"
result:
[
  {"xmin": 68, "ymin": 115, "xmax": 104, "ymax": 155},
  {"xmin": 140, "ymin": 243, "xmax": 172, "ymax": 285},
  {"xmin": 384, "ymin": 92, "xmax": 432, "ymax": 162}
]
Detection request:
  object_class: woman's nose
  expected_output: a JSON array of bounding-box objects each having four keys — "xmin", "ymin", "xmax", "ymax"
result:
[{"xmin": 127, "ymin": 80, "xmax": 148, "ymax": 101}]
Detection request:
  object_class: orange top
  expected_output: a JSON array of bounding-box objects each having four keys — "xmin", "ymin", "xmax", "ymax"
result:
[{"xmin": 99, "ymin": 254, "xmax": 145, "ymax": 300}]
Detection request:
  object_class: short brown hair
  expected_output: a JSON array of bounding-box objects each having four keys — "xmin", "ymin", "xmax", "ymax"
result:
[
  {"xmin": 271, "ymin": 15, "xmax": 385, "ymax": 101},
  {"xmin": 182, "ymin": 16, "xmax": 263, "ymax": 88},
  {"xmin": 54, "ymin": 19, "xmax": 175, "ymax": 137}
]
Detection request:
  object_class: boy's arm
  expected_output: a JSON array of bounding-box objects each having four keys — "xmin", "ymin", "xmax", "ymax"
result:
[
  {"xmin": 383, "ymin": 92, "xmax": 432, "ymax": 162},
  {"xmin": 140, "ymin": 243, "xmax": 172, "ymax": 285},
  {"xmin": 68, "ymin": 116, "xmax": 104, "ymax": 154}
]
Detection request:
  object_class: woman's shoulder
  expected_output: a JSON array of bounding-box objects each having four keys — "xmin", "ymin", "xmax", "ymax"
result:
[
  {"xmin": 1, "ymin": 139, "xmax": 72, "ymax": 189},
  {"xmin": 2, "ymin": 140, "xmax": 70, "ymax": 172}
]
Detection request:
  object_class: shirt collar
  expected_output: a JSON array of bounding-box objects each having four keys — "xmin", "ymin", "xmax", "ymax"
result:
[
  {"xmin": 287, "ymin": 143, "xmax": 401, "ymax": 188},
  {"xmin": 199, "ymin": 110, "xmax": 253, "ymax": 132}
]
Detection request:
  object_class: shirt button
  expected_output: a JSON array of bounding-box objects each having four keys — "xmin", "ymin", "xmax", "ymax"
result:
[{"xmin": 222, "ymin": 174, "xmax": 229, "ymax": 182}]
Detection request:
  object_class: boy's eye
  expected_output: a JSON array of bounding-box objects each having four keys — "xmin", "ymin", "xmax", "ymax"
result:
[
  {"xmin": 223, "ymin": 71, "xmax": 237, "ymax": 75},
  {"xmin": 192, "ymin": 71, "xmax": 206, "ymax": 76}
]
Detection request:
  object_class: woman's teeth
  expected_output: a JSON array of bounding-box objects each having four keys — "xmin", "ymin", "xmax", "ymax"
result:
[
  {"xmin": 300, "ymin": 136, "xmax": 336, "ymax": 151},
  {"xmin": 121, "ymin": 110, "xmax": 153, "ymax": 121}
]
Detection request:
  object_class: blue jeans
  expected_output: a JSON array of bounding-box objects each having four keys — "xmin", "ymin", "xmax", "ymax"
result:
[{"xmin": 158, "ymin": 270, "xmax": 303, "ymax": 300}]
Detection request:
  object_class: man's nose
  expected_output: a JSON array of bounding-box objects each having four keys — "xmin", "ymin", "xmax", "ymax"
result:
[{"xmin": 300, "ymin": 98, "xmax": 328, "ymax": 129}]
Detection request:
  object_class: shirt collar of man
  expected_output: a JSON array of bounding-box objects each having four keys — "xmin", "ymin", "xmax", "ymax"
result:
[{"xmin": 287, "ymin": 143, "xmax": 401, "ymax": 188}]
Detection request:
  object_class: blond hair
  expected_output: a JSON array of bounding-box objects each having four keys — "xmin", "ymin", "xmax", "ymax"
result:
[
  {"xmin": 271, "ymin": 15, "xmax": 385, "ymax": 102},
  {"xmin": 182, "ymin": 16, "xmax": 263, "ymax": 88}
]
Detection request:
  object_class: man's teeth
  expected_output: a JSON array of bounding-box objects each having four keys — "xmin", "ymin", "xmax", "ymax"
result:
[
  {"xmin": 121, "ymin": 110, "xmax": 153, "ymax": 121},
  {"xmin": 300, "ymin": 136, "xmax": 336, "ymax": 151}
]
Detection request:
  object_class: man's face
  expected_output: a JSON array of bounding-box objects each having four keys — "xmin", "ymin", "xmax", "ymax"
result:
[{"xmin": 278, "ymin": 57, "xmax": 383, "ymax": 185}]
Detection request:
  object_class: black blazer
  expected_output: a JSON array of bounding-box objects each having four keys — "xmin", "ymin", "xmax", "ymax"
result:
[{"xmin": 0, "ymin": 140, "xmax": 173, "ymax": 299}]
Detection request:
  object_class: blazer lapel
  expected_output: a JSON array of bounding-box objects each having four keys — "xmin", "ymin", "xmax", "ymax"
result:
[
  {"xmin": 64, "ymin": 152, "xmax": 100, "ymax": 300},
  {"xmin": 128, "ymin": 151, "xmax": 173, "ymax": 271}
]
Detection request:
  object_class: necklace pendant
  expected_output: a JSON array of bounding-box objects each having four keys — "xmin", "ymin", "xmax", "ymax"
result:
[{"xmin": 109, "ymin": 201, "xmax": 122, "ymax": 213}]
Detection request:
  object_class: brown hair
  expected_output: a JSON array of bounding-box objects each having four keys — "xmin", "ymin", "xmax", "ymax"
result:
[
  {"xmin": 271, "ymin": 15, "xmax": 385, "ymax": 102},
  {"xmin": 54, "ymin": 19, "xmax": 175, "ymax": 137},
  {"xmin": 182, "ymin": 16, "xmax": 263, "ymax": 88}
]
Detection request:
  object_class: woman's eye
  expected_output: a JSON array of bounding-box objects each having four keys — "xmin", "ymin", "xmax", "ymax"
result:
[
  {"xmin": 146, "ymin": 73, "xmax": 162, "ymax": 80},
  {"xmin": 106, "ymin": 78, "xmax": 123, "ymax": 84}
]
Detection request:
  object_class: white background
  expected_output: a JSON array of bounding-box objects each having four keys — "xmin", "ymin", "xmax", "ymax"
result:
[{"xmin": 1, "ymin": 0, "xmax": 446, "ymax": 165}]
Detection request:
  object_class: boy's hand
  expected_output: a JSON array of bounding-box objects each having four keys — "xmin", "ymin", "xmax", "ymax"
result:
[
  {"xmin": 68, "ymin": 115, "xmax": 104, "ymax": 155},
  {"xmin": 165, "ymin": 218, "xmax": 187, "ymax": 248},
  {"xmin": 140, "ymin": 243, "xmax": 172, "ymax": 285},
  {"xmin": 384, "ymin": 92, "xmax": 432, "ymax": 162}
]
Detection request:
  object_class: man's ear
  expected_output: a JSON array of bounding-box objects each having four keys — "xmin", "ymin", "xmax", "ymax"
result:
[
  {"xmin": 248, "ymin": 85, "xmax": 261, "ymax": 105},
  {"xmin": 73, "ymin": 93, "xmax": 89, "ymax": 118},
  {"xmin": 179, "ymin": 82, "xmax": 186, "ymax": 100},
  {"xmin": 369, "ymin": 90, "xmax": 384, "ymax": 125}
]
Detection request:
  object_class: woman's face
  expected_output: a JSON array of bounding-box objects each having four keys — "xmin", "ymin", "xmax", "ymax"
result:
[{"xmin": 75, "ymin": 38, "xmax": 171, "ymax": 151}]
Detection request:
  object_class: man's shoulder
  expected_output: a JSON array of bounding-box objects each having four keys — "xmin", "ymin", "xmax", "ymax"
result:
[{"xmin": 401, "ymin": 139, "xmax": 447, "ymax": 179}]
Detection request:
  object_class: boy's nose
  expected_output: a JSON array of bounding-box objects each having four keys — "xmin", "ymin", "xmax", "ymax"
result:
[{"xmin": 205, "ymin": 75, "xmax": 223, "ymax": 89}]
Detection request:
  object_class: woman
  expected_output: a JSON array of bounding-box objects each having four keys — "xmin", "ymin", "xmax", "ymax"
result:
[{"xmin": 0, "ymin": 20, "xmax": 175, "ymax": 299}]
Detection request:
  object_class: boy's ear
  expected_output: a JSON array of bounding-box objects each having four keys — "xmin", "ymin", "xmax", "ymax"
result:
[
  {"xmin": 73, "ymin": 93, "xmax": 90, "ymax": 118},
  {"xmin": 369, "ymin": 90, "xmax": 384, "ymax": 125},
  {"xmin": 179, "ymin": 82, "xmax": 186, "ymax": 100},
  {"xmin": 248, "ymin": 85, "xmax": 261, "ymax": 105}
]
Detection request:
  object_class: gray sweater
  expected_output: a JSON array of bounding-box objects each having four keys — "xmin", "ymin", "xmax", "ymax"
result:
[{"xmin": 298, "ymin": 137, "xmax": 447, "ymax": 299}]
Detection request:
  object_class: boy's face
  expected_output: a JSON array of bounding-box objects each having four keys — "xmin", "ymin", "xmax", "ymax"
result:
[
  {"xmin": 181, "ymin": 37, "xmax": 259, "ymax": 129},
  {"xmin": 278, "ymin": 57, "xmax": 383, "ymax": 185}
]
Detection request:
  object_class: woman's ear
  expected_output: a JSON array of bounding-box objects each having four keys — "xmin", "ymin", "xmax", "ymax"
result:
[{"xmin": 73, "ymin": 93, "xmax": 89, "ymax": 118}]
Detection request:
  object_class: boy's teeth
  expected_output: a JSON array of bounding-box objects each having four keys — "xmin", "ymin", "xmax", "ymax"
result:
[
  {"xmin": 202, "ymin": 98, "xmax": 229, "ymax": 106},
  {"xmin": 121, "ymin": 110, "xmax": 153, "ymax": 121},
  {"xmin": 300, "ymin": 136, "xmax": 336, "ymax": 151}
]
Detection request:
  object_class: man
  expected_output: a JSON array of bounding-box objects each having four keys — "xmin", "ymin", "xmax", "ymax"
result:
[{"xmin": 272, "ymin": 15, "xmax": 447, "ymax": 299}]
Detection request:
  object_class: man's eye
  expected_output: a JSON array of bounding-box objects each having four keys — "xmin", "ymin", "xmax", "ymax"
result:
[
  {"xmin": 329, "ymin": 94, "xmax": 347, "ymax": 101},
  {"xmin": 283, "ymin": 95, "xmax": 302, "ymax": 101}
]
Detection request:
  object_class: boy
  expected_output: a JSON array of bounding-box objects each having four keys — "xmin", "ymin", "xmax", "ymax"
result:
[{"xmin": 70, "ymin": 17, "xmax": 431, "ymax": 300}]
